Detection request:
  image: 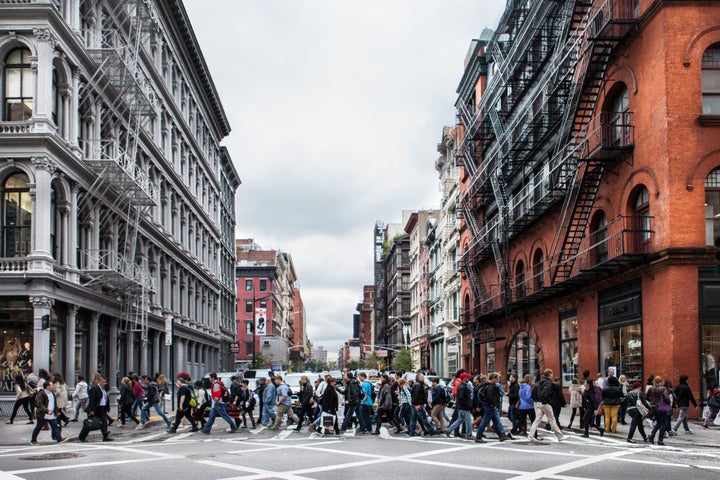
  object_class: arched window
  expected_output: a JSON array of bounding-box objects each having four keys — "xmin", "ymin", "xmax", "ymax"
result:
[
  {"xmin": 632, "ymin": 186, "xmax": 651, "ymax": 252},
  {"xmin": 532, "ymin": 248, "xmax": 544, "ymax": 292},
  {"xmin": 507, "ymin": 331, "xmax": 539, "ymax": 381},
  {"xmin": 605, "ymin": 85, "xmax": 630, "ymax": 147},
  {"xmin": 591, "ymin": 211, "xmax": 608, "ymax": 264},
  {"xmin": 514, "ymin": 260, "xmax": 525, "ymax": 299},
  {"xmin": 702, "ymin": 43, "xmax": 720, "ymax": 115},
  {"xmin": 2, "ymin": 172, "xmax": 31, "ymax": 257},
  {"xmin": 3, "ymin": 48, "xmax": 33, "ymax": 121},
  {"xmin": 705, "ymin": 168, "xmax": 720, "ymax": 245}
]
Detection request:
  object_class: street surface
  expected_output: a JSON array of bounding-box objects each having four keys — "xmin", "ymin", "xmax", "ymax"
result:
[{"xmin": 2, "ymin": 422, "xmax": 720, "ymax": 480}]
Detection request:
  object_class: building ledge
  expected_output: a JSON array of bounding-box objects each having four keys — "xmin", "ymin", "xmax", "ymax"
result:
[{"xmin": 698, "ymin": 115, "xmax": 720, "ymax": 127}]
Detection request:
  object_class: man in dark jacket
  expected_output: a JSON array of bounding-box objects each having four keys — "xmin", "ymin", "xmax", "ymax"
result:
[
  {"xmin": 373, "ymin": 374, "xmax": 396, "ymax": 435},
  {"xmin": 167, "ymin": 373, "xmax": 198, "ymax": 433},
  {"xmin": 408, "ymin": 373, "xmax": 440, "ymax": 437},
  {"xmin": 549, "ymin": 377, "xmax": 567, "ymax": 430},
  {"xmin": 444, "ymin": 372, "xmax": 473, "ymax": 439},
  {"xmin": 473, "ymin": 372, "xmax": 510, "ymax": 443},
  {"xmin": 30, "ymin": 381, "xmax": 66, "ymax": 445},
  {"xmin": 78, "ymin": 375, "xmax": 113, "ymax": 442},
  {"xmin": 672, "ymin": 374, "xmax": 698, "ymax": 434},
  {"xmin": 294, "ymin": 375, "xmax": 315, "ymax": 431},
  {"xmin": 340, "ymin": 373, "xmax": 362, "ymax": 432}
]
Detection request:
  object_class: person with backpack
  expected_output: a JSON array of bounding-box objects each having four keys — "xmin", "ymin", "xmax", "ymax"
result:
[
  {"xmin": 340, "ymin": 373, "xmax": 362, "ymax": 433},
  {"xmin": 271, "ymin": 375, "xmax": 300, "ymax": 431},
  {"xmin": 358, "ymin": 372, "xmax": 374, "ymax": 433},
  {"xmin": 444, "ymin": 372, "xmax": 473, "ymax": 439},
  {"xmin": 408, "ymin": 373, "xmax": 441, "ymax": 437},
  {"xmin": 138, "ymin": 375, "xmax": 171, "ymax": 429},
  {"xmin": 200, "ymin": 372, "xmax": 238, "ymax": 434},
  {"xmin": 240, "ymin": 380, "xmax": 257, "ymax": 429},
  {"xmin": 528, "ymin": 369, "xmax": 570, "ymax": 442},
  {"xmin": 473, "ymin": 372, "xmax": 511, "ymax": 443},
  {"xmin": 193, "ymin": 380, "xmax": 210, "ymax": 429},
  {"xmin": 430, "ymin": 377, "xmax": 448, "ymax": 431},
  {"xmin": 294, "ymin": 375, "xmax": 315, "ymax": 431},
  {"xmin": 229, "ymin": 376, "xmax": 244, "ymax": 428},
  {"xmin": 167, "ymin": 373, "xmax": 198, "ymax": 433},
  {"xmin": 372, "ymin": 373, "xmax": 397, "ymax": 434}
]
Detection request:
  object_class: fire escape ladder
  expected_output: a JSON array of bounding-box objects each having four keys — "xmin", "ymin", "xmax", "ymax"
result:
[
  {"xmin": 463, "ymin": 140, "xmax": 479, "ymax": 178},
  {"xmin": 462, "ymin": 201, "xmax": 482, "ymax": 238},
  {"xmin": 490, "ymin": 173, "xmax": 511, "ymax": 308}
]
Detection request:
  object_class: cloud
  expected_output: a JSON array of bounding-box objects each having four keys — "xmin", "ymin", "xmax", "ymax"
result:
[{"xmin": 184, "ymin": 0, "xmax": 506, "ymax": 352}]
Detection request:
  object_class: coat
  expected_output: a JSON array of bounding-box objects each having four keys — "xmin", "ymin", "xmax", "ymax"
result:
[{"xmin": 377, "ymin": 382, "xmax": 392, "ymax": 410}]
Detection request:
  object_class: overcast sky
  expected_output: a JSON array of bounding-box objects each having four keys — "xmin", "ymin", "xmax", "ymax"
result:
[{"xmin": 183, "ymin": 0, "xmax": 506, "ymax": 357}]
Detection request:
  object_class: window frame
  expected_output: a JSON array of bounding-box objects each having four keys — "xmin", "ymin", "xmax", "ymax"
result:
[
  {"xmin": 702, "ymin": 43, "xmax": 720, "ymax": 115},
  {"xmin": 3, "ymin": 48, "xmax": 34, "ymax": 121}
]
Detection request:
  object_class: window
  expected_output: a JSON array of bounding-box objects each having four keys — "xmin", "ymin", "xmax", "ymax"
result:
[
  {"xmin": 591, "ymin": 211, "xmax": 608, "ymax": 264},
  {"xmin": 507, "ymin": 331, "xmax": 539, "ymax": 381},
  {"xmin": 702, "ymin": 43, "xmax": 720, "ymax": 115},
  {"xmin": 560, "ymin": 311, "xmax": 578, "ymax": 387},
  {"xmin": 3, "ymin": 172, "xmax": 31, "ymax": 257},
  {"xmin": 245, "ymin": 299, "xmax": 253, "ymax": 313},
  {"xmin": 245, "ymin": 321, "xmax": 253, "ymax": 335},
  {"xmin": 486, "ymin": 342, "xmax": 496, "ymax": 373},
  {"xmin": 4, "ymin": 48, "xmax": 33, "ymax": 121},
  {"xmin": 259, "ymin": 299, "xmax": 267, "ymax": 309},
  {"xmin": 605, "ymin": 85, "xmax": 630, "ymax": 147},
  {"xmin": 245, "ymin": 279, "xmax": 252, "ymax": 292},
  {"xmin": 259, "ymin": 279, "xmax": 267, "ymax": 292},
  {"xmin": 705, "ymin": 168, "xmax": 720, "ymax": 245},
  {"xmin": 632, "ymin": 186, "xmax": 651, "ymax": 251},
  {"xmin": 514, "ymin": 260, "xmax": 525, "ymax": 299},
  {"xmin": 532, "ymin": 249, "xmax": 543, "ymax": 292}
]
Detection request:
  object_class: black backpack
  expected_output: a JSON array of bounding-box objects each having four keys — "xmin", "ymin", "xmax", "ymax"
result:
[{"xmin": 536, "ymin": 378, "xmax": 553, "ymax": 403}]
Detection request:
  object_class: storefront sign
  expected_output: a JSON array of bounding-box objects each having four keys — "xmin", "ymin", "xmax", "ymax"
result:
[
  {"xmin": 448, "ymin": 344, "xmax": 459, "ymax": 354},
  {"xmin": 229, "ymin": 342, "xmax": 239, "ymax": 353},
  {"xmin": 376, "ymin": 349, "xmax": 388, "ymax": 357},
  {"xmin": 164, "ymin": 314, "xmax": 173, "ymax": 346}
]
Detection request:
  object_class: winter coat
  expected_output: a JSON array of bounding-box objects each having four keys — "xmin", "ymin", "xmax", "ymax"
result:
[
  {"xmin": 377, "ymin": 382, "xmax": 392, "ymax": 410},
  {"xmin": 518, "ymin": 383, "xmax": 534, "ymax": 410},
  {"xmin": 673, "ymin": 382, "xmax": 698, "ymax": 408},
  {"xmin": 601, "ymin": 385, "xmax": 625, "ymax": 406}
]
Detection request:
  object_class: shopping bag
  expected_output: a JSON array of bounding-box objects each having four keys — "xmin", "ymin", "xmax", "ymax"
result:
[
  {"xmin": 714, "ymin": 412, "xmax": 720, "ymax": 426},
  {"xmin": 322, "ymin": 412, "xmax": 334, "ymax": 428}
]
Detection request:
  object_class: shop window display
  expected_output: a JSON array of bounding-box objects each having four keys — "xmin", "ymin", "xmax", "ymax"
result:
[
  {"xmin": 507, "ymin": 331, "xmax": 539, "ymax": 381},
  {"xmin": 599, "ymin": 324, "xmax": 642, "ymax": 383},
  {"xmin": 560, "ymin": 312, "xmax": 578, "ymax": 387}
]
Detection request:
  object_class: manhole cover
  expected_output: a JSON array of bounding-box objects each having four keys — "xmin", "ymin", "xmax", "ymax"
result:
[{"xmin": 21, "ymin": 452, "xmax": 84, "ymax": 461}]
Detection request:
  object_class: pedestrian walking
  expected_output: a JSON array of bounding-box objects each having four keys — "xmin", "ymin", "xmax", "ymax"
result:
[
  {"xmin": 261, "ymin": 377, "xmax": 276, "ymax": 426},
  {"xmin": 507, "ymin": 373, "xmax": 519, "ymax": 432},
  {"xmin": 168, "ymin": 373, "xmax": 198, "ymax": 433},
  {"xmin": 118, "ymin": 376, "xmax": 139, "ymax": 425},
  {"xmin": 515, "ymin": 374, "xmax": 536, "ymax": 436},
  {"xmin": 430, "ymin": 377, "xmax": 448, "ymax": 431},
  {"xmin": 372, "ymin": 374, "xmax": 396, "ymax": 435},
  {"xmin": 29, "ymin": 381, "xmax": 67, "ymax": 445},
  {"xmin": 78, "ymin": 374, "xmax": 113, "ymax": 443},
  {"xmin": 528, "ymin": 369, "xmax": 569, "ymax": 442},
  {"xmin": 396, "ymin": 378, "xmax": 412, "ymax": 433},
  {"xmin": 294, "ymin": 375, "xmax": 315, "ymax": 431},
  {"xmin": 200, "ymin": 372, "xmax": 238, "ymax": 434},
  {"xmin": 567, "ymin": 378, "xmax": 583, "ymax": 429},
  {"xmin": 6, "ymin": 373, "xmax": 33, "ymax": 424},
  {"xmin": 340, "ymin": 373, "xmax": 362, "ymax": 432},
  {"xmin": 581, "ymin": 378, "xmax": 605, "ymax": 438},
  {"xmin": 549, "ymin": 377, "xmax": 566, "ymax": 429},
  {"xmin": 625, "ymin": 381, "xmax": 650, "ymax": 443},
  {"xmin": 473, "ymin": 372, "xmax": 510, "ymax": 443},
  {"xmin": 703, "ymin": 385, "xmax": 720, "ymax": 428},
  {"xmin": 358, "ymin": 372, "xmax": 374, "ymax": 433},
  {"xmin": 138, "ymin": 375, "xmax": 171, "ymax": 429},
  {"xmin": 71, "ymin": 374, "xmax": 89, "ymax": 422},
  {"xmin": 601, "ymin": 376, "xmax": 624, "ymax": 433},
  {"xmin": 617, "ymin": 374, "xmax": 629, "ymax": 425},
  {"xmin": 271, "ymin": 375, "xmax": 300, "ymax": 430},
  {"xmin": 444, "ymin": 372, "xmax": 473, "ymax": 439},
  {"xmin": 193, "ymin": 380, "xmax": 210, "ymax": 429},
  {"xmin": 51, "ymin": 373, "xmax": 71, "ymax": 427},
  {"xmin": 241, "ymin": 380, "xmax": 257, "ymax": 429},
  {"xmin": 317, "ymin": 377, "xmax": 340, "ymax": 435},
  {"xmin": 647, "ymin": 375, "xmax": 672, "ymax": 445},
  {"xmin": 408, "ymin": 373, "xmax": 440, "ymax": 436}
]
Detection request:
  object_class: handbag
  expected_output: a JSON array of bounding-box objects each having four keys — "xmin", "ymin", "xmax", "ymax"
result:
[
  {"xmin": 321, "ymin": 412, "xmax": 335, "ymax": 428},
  {"xmin": 83, "ymin": 416, "xmax": 102, "ymax": 431},
  {"xmin": 658, "ymin": 396, "xmax": 672, "ymax": 413},
  {"xmin": 635, "ymin": 398, "xmax": 649, "ymax": 417}
]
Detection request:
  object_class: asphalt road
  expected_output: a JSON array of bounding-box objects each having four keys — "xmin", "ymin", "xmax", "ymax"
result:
[{"xmin": 1, "ymin": 424, "xmax": 720, "ymax": 480}]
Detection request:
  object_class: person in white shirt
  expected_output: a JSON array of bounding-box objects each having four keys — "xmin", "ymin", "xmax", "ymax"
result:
[
  {"xmin": 30, "ymin": 382, "xmax": 66, "ymax": 445},
  {"xmin": 72, "ymin": 375, "xmax": 89, "ymax": 421}
]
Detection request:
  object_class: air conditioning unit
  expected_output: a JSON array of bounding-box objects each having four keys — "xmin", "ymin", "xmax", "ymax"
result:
[{"xmin": 263, "ymin": 341, "xmax": 270, "ymax": 346}]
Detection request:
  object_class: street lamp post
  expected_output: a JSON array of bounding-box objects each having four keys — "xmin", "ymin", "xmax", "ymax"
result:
[{"xmin": 388, "ymin": 316, "xmax": 408, "ymax": 348}]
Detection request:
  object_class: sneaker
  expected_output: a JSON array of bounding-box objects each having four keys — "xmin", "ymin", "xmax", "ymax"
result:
[
  {"xmin": 443, "ymin": 430, "xmax": 450, "ymax": 438},
  {"xmin": 686, "ymin": 429, "xmax": 694, "ymax": 434},
  {"xmin": 57, "ymin": 437, "xmax": 68, "ymax": 444},
  {"xmin": 229, "ymin": 428, "xmax": 238, "ymax": 433},
  {"xmin": 5, "ymin": 420, "xmax": 12, "ymax": 424},
  {"xmin": 627, "ymin": 438, "xmax": 636, "ymax": 444},
  {"xmin": 27, "ymin": 420, "xmax": 35, "ymax": 424},
  {"xmin": 135, "ymin": 423, "xmax": 145, "ymax": 430},
  {"xmin": 269, "ymin": 425, "xmax": 278, "ymax": 431},
  {"xmin": 200, "ymin": 429, "xmax": 210, "ymax": 435},
  {"xmin": 102, "ymin": 438, "xmax": 114, "ymax": 442},
  {"xmin": 558, "ymin": 435, "xmax": 570, "ymax": 442},
  {"xmin": 30, "ymin": 441, "xmax": 38, "ymax": 446}
]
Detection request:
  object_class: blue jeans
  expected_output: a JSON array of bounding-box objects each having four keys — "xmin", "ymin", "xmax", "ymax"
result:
[
  {"xmin": 650, "ymin": 407, "xmax": 668, "ymax": 441},
  {"xmin": 261, "ymin": 403, "xmax": 276, "ymax": 426},
  {"xmin": 341, "ymin": 403, "xmax": 360, "ymax": 431},
  {"xmin": 409, "ymin": 405, "xmax": 436, "ymax": 435},
  {"xmin": 204, "ymin": 401, "xmax": 236, "ymax": 431},
  {"xmin": 446, "ymin": 409, "xmax": 472, "ymax": 438},
  {"xmin": 627, "ymin": 408, "xmax": 647, "ymax": 440},
  {"xmin": 475, "ymin": 406, "xmax": 506, "ymax": 439},
  {"xmin": 131, "ymin": 396, "xmax": 144, "ymax": 416},
  {"xmin": 141, "ymin": 401, "xmax": 171, "ymax": 426}
]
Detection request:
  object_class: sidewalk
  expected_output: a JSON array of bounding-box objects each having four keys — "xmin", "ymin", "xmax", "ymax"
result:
[{"xmin": 0, "ymin": 408, "xmax": 175, "ymax": 446}]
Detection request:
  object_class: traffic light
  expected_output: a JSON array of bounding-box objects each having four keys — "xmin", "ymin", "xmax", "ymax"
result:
[{"xmin": 715, "ymin": 237, "xmax": 720, "ymax": 276}]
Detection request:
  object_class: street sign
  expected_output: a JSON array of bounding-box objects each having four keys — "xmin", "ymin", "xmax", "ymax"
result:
[
  {"xmin": 448, "ymin": 344, "xmax": 459, "ymax": 354},
  {"xmin": 229, "ymin": 342, "xmax": 239, "ymax": 353},
  {"xmin": 376, "ymin": 349, "xmax": 388, "ymax": 357}
]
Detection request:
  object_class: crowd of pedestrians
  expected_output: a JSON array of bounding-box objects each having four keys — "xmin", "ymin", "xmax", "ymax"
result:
[{"xmin": 5, "ymin": 366, "xmax": 718, "ymax": 446}]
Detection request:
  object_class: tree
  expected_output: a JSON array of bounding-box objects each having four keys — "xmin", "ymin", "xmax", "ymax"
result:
[
  {"xmin": 253, "ymin": 353, "xmax": 266, "ymax": 369},
  {"xmin": 346, "ymin": 360, "xmax": 360, "ymax": 371},
  {"xmin": 364, "ymin": 353, "xmax": 379, "ymax": 370},
  {"xmin": 391, "ymin": 348, "xmax": 413, "ymax": 372}
]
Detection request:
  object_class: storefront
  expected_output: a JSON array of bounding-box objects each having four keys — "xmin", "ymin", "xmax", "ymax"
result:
[
  {"xmin": 507, "ymin": 330, "xmax": 539, "ymax": 381},
  {"xmin": 559, "ymin": 310, "xmax": 579, "ymax": 387},
  {"xmin": 699, "ymin": 267, "xmax": 720, "ymax": 397},
  {"xmin": 598, "ymin": 280, "xmax": 643, "ymax": 384},
  {"xmin": 0, "ymin": 298, "xmax": 33, "ymax": 392}
]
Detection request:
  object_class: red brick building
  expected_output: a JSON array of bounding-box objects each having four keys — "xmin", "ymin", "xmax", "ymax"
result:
[{"xmin": 457, "ymin": 0, "xmax": 720, "ymax": 415}]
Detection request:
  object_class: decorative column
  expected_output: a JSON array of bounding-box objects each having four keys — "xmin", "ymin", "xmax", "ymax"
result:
[
  {"xmin": 152, "ymin": 330, "xmax": 160, "ymax": 374},
  {"xmin": 108, "ymin": 317, "xmax": 118, "ymax": 392},
  {"xmin": 70, "ymin": 69, "xmax": 80, "ymax": 150},
  {"xmin": 30, "ymin": 295, "xmax": 53, "ymax": 373},
  {"xmin": 140, "ymin": 334, "xmax": 148, "ymax": 376},
  {"xmin": 31, "ymin": 28, "xmax": 56, "ymax": 132},
  {"xmin": 65, "ymin": 305, "xmax": 78, "ymax": 389},
  {"xmin": 28, "ymin": 157, "xmax": 56, "ymax": 272},
  {"xmin": 88, "ymin": 312, "xmax": 99, "ymax": 376}
]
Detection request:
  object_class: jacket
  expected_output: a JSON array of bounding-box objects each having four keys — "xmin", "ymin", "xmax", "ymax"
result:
[
  {"xmin": 119, "ymin": 384, "xmax": 134, "ymax": 407},
  {"xmin": 601, "ymin": 385, "xmax": 625, "ymax": 406},
  {"xmin": 86, "ymin": 383, "xmax": 109, "ymax": 416},
  {"xmin": 569, "ymin": 383, "xmax": 584, "ymax": 408},
  {"xmin": 298, "ymin": 382, "xmax": 314, "ymax": 405},
  {"xmin": 454, "ymin": 382, "xmax": 473, "ymax": 411},
  {"xmin": 582, "ymin": 386, "xmax": 598, "ymax": 411},
  {"xmin": 410, "ymin": 381, "xmax": 427, "ymax": 406},
  {"xmin": 518, "ymin": 383, "xmax": 534, "ymax": 409},
  {"xmin": 481, "ymin": 381, "xmax": 501, "ymax": 409},
  {"xmin": 262, "ymin": 382, "xmax": 276, "ymax": 404},
  {"xmin": 647, "ymin": 385, "xmax": 670, "ymax": 406},
  {"xmin": 549, "ymin": 382, "xmax": 566, "ymax": 410},
  {"xmin": 35, "ymin": 388, "xmax": 60, "ymax": 418},
  {"xmin": 431, "ymin": 385, "xmax": 447, "ymax": 406},
  {"xmin": 507, "ymin": 380, "xmax": 520, "ymax": 404},
  {"xmin": 377, "ymin": 382, "xmax": 392, "ymax": 410},
  {"xmin": 673, "ymin": 382, "xmax": 698, "ymax": 408},
  {"xmin": 625, "ymin": 389, "xmax": 650, "ymax": 411},
  {"xmin": 320, "ymin": 385, "xmax": 339, "ymax": 414}
]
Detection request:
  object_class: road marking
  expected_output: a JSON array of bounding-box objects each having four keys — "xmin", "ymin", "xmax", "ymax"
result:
[
  {"xmin": 504, "ymin": 449, "xmax": 634, "ymax": 480},
  {"xmin": 379, "ymin": 426, "xmax": 391, "ymax": 439},
  {"xmin": 277, "ymin": 429, "xmax": 293, "ymax": 440},
  {"xmin": 6, "ymin": 456, "xmax": 168, "ymax": 475},
  {"xmin": 165, "ymin": 433, "xmax": 194, "ymax": 441}
]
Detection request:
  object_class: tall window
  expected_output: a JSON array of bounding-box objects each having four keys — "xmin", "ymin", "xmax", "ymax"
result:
[
  {"xmin": 3, "ymin": 172, "xmax": 31, "ymax": 257},
  {"xmin": 259, "ymin": 279, "xmax": 267, "ymax": 292},
  {"xmin": 245, "ymin": 299, "xmax": 253, "ymax": 313},
  {"xmin": 702, "ymin": 43, "xmax": 720, "ymax": 115},
  {"xmin": 245, "ymin": 279, "xmax": 252, "ymax": 292},
  {"xmin": 4, "ymin": 48, "xmax": 33, "ymax": 121},
  {"xmin": 532, "ymin": 249, "xmax": 543, "ymax": 292},
  {"xmin": 507, "ymin": 331, "xmax": 539, "ymax": 380},
  {"xmin": 560, "ymin": 311, "xmax": 579, "ymax": 387},
  {"xmin": 606, "ymin": 85, "xmax": 630, "ymax": 146},
  {"xmin": 633, "ymin": 186, "xmax": 651, "ymax": 251},
  {"xmin": 591, "ymin": 211, "xmax": 608, "ymax": 264},
  {"xmin": 514, "ymin": 260, "xmax": 525, "ymax": 299},
  {"xmin": 705, "ymin": 168, "xmax": 720, "ymax": 245}
]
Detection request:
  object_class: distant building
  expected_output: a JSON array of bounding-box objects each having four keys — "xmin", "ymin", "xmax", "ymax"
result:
[
  {"xmin": 356, "ymin": 286, "xmax": 374, "ymax": 360},
  {"xmin": 312, "ymin": 346, "xmax": 328, "ymax": 363}
]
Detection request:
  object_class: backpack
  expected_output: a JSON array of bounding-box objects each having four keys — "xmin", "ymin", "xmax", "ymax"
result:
[
  {"xmin": 537, "ymin": 378, "xmax": 553, "ymax": 403},
  {"xmin": 188, "ymin": 390, "xmax": 198, "ymax": 408},
  {"xmin": 441, "ymin": 387, "xmax": 452, "ymax": 404},
  {"xmin": 477, "ymin": 383, "xmax": 489, "ymax": 405},
  {"xmin": 247, "ymin": 392, "xmax": 257, "ymax": 409},
  {"xmin": 216, "ymin": 381, "xmax": 230, "ymax": 403}
]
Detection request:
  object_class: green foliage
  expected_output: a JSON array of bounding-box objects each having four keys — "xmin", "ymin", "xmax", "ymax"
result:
[
  {"xmin": 305, "ymin": 359, "xmax": 328, "ymax": 372},
  {"xmin": 364, "ymin": 353, "xmax": 379, "ymax": 370},
  {"xmin": 253, "ymin": 353, "xmax": 266, "ymax": 369},
  {"xmin": 391, "ymin": 348, "xmax": 413, "ymax": 372},
  {"xmin": 346, "ymin": 360, "xmax": 360, "ymax": 371}
]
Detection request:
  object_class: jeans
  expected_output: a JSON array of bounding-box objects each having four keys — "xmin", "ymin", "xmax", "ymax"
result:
[
  {"xmin": 475, "ymin": 406, "xmax": 506, "ymax": 439},
  {"xmin": 673, "ymin": 406, "xmax": 691, "ymax": 432},
  {"xmin": 649, "ymin": 407, "xmax": 668, "ymax": 441},
  {"xmin": 140, "ymin": 401, "xmax": 171, "ymax": 426},
  {"xmin": 261, "ymin": 403, "xmax": 276, "ymax": 425},
  {"xmin": 130, "ymin": 396, "xmax": 144, "ymax": 417},
  {"xmin": 446, "ymin": 409, "xmax": 473, "ymax": 438},
  {"xmin": 341, "ymin": 403, "xmax": 360, "ymax": 431},
  {"xmin": 204, "ymin": 401, "xmax": 236, "ymax": 431},
  {"xmin": 627, "ymin": 408, "xmax": 647, "ymax": 440},
  {"xmin": 408, "ymin": 405, "xmax": 436, "ymax": 435},
  {"xmin": 31, "ymin": 417, "xmax": 62, "ymax": 442},
  {"xmin": 74, "ymin": 397, "xmax": 89, "ymax": 420},
  {"xmin": 358, "ymin": 404, "xmax": 373, "ymax": 432}
]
